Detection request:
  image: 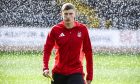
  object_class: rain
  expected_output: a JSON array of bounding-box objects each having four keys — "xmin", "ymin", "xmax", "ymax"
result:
[{"xmin": 0, "ymin": 0, "xmax": 140, "ymax": 84}]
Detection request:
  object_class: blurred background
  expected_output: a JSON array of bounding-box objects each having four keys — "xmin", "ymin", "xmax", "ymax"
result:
[
  {"xmin": 0, "ymin": 0, "xmax": 139, "ymax": 52},
  {"xmin": 0, "ymin": 0, "xmax": 139, "ymax": 29},
  {"xmin": 0, "ymin": 0, "xmax": 140, "ymax": 84}
]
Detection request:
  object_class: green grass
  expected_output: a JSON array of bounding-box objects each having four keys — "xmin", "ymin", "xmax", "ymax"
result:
[{"xmin": 0, "ymin": 51, "xmax": 140, "ymax": 84}]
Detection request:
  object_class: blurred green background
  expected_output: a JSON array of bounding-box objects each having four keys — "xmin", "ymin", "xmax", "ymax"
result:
[{"xmin": 0, "ymin": 51, "xmax": 140, "ymax": 84}]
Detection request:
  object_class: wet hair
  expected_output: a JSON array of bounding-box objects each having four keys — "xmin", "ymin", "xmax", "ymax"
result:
[{"xmin": 61, "ymin": 3, "xmax": 75, "ymax": 11}]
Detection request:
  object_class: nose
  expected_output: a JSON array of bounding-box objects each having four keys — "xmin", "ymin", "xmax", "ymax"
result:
[{"xmin": 66, "ymin": 14, "xmax": 71, "ymax": 18}]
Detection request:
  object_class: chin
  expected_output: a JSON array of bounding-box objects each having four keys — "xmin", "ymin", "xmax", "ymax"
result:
[{"xmin": 64, "ymin": 21, "xmax": 71, "ymax": 24}]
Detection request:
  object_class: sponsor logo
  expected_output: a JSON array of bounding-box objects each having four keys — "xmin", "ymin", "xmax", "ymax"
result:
[{"xmin": 59, "ymin": 33, "xmax": 65, "ymax": 37}]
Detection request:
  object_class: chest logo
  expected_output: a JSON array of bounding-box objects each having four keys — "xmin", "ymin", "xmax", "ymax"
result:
[
  {"xmin": 59, "ymin": 33, "xmax": 65, "ymax": 37},
  {"xmin": 77, "ymin": 32, "xmax": 82, "ymax": 37}
]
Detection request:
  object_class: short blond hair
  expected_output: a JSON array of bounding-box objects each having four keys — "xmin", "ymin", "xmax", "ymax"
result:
[{"xmin": 61, "ymin": 3, "xmax": 75, "ymax": 11}]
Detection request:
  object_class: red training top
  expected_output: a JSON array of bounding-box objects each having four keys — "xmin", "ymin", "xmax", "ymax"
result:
[{"xmin": 43, "ymin": 21, "xmax": 93, "ymax": 80}]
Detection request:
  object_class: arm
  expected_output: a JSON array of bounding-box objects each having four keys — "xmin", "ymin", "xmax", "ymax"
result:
[
  {"xmin": 43, "ymin": 28, "xmax": 55, "ymax": 72},
  {"xmin": 83, "ymin": 28, "xmax": 93, "ymax": 82}
]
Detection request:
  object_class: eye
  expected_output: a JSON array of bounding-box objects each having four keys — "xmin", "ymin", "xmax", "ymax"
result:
[
  {"xmin": 64, "ymin": 13, "xmax": 68, "ymax": 15},
  {"xmin": 69, "ymin": 13, "xmax": 73, "ymax": 15}
]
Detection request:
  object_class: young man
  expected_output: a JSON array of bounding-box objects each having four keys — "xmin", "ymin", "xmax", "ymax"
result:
[{"xmin": 43, "ymin": 3, "xmax": 93, "ymax": 84}]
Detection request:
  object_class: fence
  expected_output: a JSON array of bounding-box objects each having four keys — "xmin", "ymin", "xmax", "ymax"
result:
[{"xmin": 0, "ymin": 27, "xmax": 139, "ymax": 53}]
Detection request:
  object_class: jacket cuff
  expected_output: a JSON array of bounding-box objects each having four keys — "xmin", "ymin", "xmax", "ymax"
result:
[{"xmin": 43, "ymin": 68, "xmax": 49, "ymax": 71}]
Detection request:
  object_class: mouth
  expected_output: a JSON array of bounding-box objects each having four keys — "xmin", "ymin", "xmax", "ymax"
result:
[{"xmin": 65, "ymin": 19, "xmax": 70, "ymax": 22}]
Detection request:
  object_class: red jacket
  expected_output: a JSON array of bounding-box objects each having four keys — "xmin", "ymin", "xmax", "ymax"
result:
[{"xmin": 43, "ymin": 21, "xmax": 93, "ymax": 80}]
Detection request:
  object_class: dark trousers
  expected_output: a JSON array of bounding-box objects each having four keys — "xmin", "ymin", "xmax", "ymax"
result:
[{"xmin": 51, "ymin": 73, "xmax": 85, "ymax": 84}]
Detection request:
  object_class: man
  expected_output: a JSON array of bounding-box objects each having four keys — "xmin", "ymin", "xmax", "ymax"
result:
[{"xmin": 43, "ymin": 3, "xmax": 93, "ymax": 84}]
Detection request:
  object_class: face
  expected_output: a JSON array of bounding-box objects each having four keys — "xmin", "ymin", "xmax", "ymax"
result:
[{"xmin": 62, "ymin": 9, "xmax": 76, "ymax": 24}]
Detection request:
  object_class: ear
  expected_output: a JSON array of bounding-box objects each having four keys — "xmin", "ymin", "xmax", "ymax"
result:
[{"xmin": 74, "ymin": 10, "xmax": 77, "ymax": 16}]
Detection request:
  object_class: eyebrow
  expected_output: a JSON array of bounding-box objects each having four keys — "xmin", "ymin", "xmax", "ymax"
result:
[{"xmin": 64, "ymin": 13, "xmax": 73, "ymax": 14}]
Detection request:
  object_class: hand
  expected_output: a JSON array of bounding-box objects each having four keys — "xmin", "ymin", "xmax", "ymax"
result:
[
  {"xmin": 86, "ymin": 80, "xmax": 92, "ymax": 84},
  {"xmin": 43, "ymin": 70, "xmax": 54, "ymax": 81},
  {"xmin": 43, "ymin": 70, "xmax": 50, "ymax": 77}
]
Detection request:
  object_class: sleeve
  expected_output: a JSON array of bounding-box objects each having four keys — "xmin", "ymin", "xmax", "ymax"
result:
[
  {"xmin": 82, "ymin": 27, "xmax": 93, "ymax": 80},
  {"xmin": 43, "ymin": 28, "xmax": 55, "ymax": 71}
]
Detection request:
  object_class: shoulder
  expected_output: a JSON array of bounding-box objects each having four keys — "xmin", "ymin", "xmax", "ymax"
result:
[
  {"xmin": 48, "ymin": 25, "xmax": 58, "ymax": 35},
  {"xmin": 50, "ymin": 24, "xmax": 62, "ymax": 32},
  {"xmin": 51, "ymin": 24, "xmax": 59, "ymax": 30},
  {"xmin": 76, "ymin": 21, "xmax": 88, "ymax": 30},
  {"xmin": 77, "ymin": 22, "xmax": 88, "ymax": 32},
  {"xmin": 51, "ymin": 21, "xmax": 64, "ymax": 30}
]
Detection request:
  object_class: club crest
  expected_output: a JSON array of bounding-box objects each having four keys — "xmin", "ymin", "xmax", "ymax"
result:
[{"xmin": 77, "ymin": 32, "xmax": 81, "ymax": 37}]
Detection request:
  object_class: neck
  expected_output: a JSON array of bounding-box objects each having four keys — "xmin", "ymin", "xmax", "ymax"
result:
[{"xmin": 64, "ymin": 22, "xmax": 75, "ymax": 29}]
